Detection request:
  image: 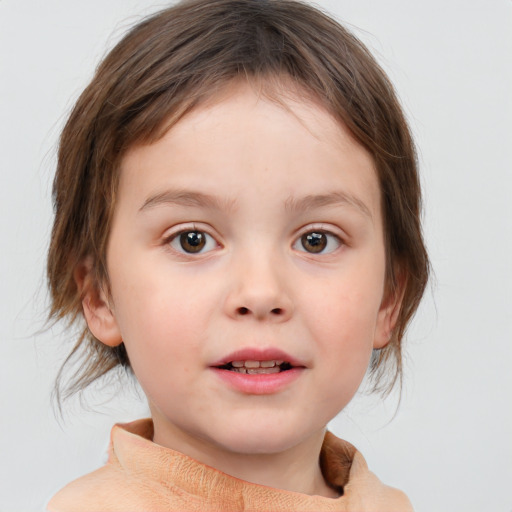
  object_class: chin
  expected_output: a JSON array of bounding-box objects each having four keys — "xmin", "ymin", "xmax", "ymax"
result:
[{"xmin": 213, "ymin": 419, "xmax": 321, "ymax": 456}]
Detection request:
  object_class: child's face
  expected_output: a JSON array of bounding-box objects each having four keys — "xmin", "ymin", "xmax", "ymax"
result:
[{"xmin": 86, "ymin": 82, "xmax": 397, "ymax": 459}]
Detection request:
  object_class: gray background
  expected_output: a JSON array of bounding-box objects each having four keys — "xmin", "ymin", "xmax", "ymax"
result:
[{"xmin": 1, "ymin": 1, "xmax": 511, "ymax": 510}]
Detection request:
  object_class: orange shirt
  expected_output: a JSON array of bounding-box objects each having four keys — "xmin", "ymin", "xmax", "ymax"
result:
[{"xmin": 48, "ymin": 419, "xmax": 413, "ymax": 511}]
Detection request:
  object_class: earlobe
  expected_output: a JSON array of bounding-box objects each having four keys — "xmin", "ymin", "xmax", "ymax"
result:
[
  {"xmin": 74, "ymin": 260, "xmax": 123, "ymax": 347},
  {"xmin": 374, "ymin": 276, "xmax": 406, "ymax": 349}
]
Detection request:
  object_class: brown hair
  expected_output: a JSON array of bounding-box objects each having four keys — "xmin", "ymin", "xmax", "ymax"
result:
[{"xmin": 48, "ymin": 0, "xmax": 429, "ymax": 400}]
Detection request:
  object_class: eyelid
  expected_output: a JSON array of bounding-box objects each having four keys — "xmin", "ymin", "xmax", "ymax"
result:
[
  {"xmin": 295, "ymin": 223, "xmax": 346, "ymax": 241},
  {"xmin": 292, "ymin": 224, "xmax": 345, "ymax": 254},
  {"xmin": 162, "ymin": 223, "xmax": 222, "ymax": 255}
]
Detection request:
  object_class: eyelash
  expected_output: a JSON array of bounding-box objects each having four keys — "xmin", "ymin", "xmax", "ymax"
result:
[
  {"xmin": 292, "ymin": 228, "xmax": 343, "ymax": 255},
  {"xmin": 163, "ymin": 226, "xmax": 343, "ymax": 256},
  {"xmin": 164, "ymin": 227, "xmax": 219, "ymax": 255}
]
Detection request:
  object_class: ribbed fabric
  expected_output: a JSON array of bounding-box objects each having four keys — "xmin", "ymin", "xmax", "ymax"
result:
[{"xmin": 48, "ymin": 419, "xmax": 413, "ymax": 511}]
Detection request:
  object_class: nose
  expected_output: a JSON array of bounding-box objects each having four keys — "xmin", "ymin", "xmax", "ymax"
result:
[{"xmin": 224, "ymin": 252, "xmax": 293, "ymax": 322}]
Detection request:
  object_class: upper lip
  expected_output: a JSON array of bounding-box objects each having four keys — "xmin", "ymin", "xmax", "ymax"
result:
[{"xmin": 210, "ymin": 347, "xmax": 306, "ymax": 368}]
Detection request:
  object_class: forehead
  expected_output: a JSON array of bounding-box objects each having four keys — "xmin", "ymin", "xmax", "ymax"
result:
[{"xmin": 117, "ymin": 80, "xmax": 381, "ymax": 220}]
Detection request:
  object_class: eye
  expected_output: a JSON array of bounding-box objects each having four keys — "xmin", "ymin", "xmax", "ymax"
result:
[
  {"xmin": 294, "ymin": 230, "xmax": 342, "ymax": 254},
  {"xmin": 168, "ymin": 230, "xmax": 218, "ymax": 254}
]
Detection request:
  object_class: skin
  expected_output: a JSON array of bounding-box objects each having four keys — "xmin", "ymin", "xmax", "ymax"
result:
[{"xmin": 80, "ymin": 81, "xmax": 401, "ymax": 498}]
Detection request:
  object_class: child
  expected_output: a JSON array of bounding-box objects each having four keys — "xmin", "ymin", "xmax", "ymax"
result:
[{"xmin": 47, "ymin": 0, "xmax": 429, "ymax": 510}]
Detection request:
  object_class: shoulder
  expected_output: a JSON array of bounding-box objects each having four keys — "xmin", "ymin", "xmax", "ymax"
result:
[
  {"xmin": 46, "ymin": 464, "xmax": 144, "ymax": 512},
  {"xmin": 46, "ymin": 419, "xmax": 202, "ymax": 512},
  {"xmin": 322, "ymin": 431, "xmax": 414, "ymax": 512},
  {"xmin": 344, "ymin": 451, "xmax": 414, "ymax": 512},
  {"xmin": 47, "ymin": 420, "xmax": 157, "ymax": 512}
]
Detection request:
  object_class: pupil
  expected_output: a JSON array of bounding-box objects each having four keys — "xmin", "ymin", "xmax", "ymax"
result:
[
  {"xmin": 302, "ymin": 232, "xmax": 326, "ymax": 253},
  {"xmin": 180, "ymin": 231, "xmax": 205, "ymax": 253}
]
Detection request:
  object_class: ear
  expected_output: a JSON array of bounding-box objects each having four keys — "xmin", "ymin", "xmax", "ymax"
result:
[
  {"xmin": 74, "ymin": 258, "xmax": 123, "ymax": 347},
  {"xmin": 374, "ymin": 274, "xmax": 406, "ymax": 349}
]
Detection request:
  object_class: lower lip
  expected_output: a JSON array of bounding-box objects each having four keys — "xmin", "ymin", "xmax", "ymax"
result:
[{"xmin": 211, "ymin": 367, "xmax": 304, "ymax": 394}]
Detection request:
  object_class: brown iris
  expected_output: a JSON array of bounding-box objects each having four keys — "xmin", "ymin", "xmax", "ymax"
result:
[
  {"xmin": 301, "ymin": 232, "xmax": 327, "ymax": 253},
  {"xmin": 179, "ymin": 231, "xmax": 206, "ymax": 253}
]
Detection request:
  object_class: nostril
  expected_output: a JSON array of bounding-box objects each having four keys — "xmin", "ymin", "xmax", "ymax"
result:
[{"xmin": 235, "ymin": 306, "xmax": 285, "ymax": 317}]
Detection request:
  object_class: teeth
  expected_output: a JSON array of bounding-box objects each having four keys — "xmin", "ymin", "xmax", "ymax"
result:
[
  {"xmin": 247, "ymin": 367, "xmax": 281, "ymax": 374},
  {"xmin": 230, "ymin": 360, "xmax": 284, "ymax": 369}
]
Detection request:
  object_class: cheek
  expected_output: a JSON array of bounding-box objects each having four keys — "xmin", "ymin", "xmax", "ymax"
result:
[
  {"xmin": 304, "ymin": 275, "xmax": 383, "ymax": 372},
  {"xmin": 312, "ymin": 293, "xmax": 378, "ymax": 413},
  {"xmin": 108, "ymin": 267, "xmax": 210, "ymax": 375},
  {"xmin": 113, "ymin": 293, "xmax": 202, "ymax": 406},
  {"xmin": 310, "ymin": 278, "xmax": 382, "ymax": 337}
]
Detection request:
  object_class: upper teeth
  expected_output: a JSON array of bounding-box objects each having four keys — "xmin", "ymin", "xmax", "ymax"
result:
[{"xmin": 231, "ymin": 360, "xmax": 284, "ymax": 368}]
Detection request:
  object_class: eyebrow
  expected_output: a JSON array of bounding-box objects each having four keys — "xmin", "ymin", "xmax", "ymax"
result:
[
  {"xmin": 139, "ymin": 189, "xmax": 238, "ymax": 213},
  {"xmin": 284, "ymin": 191, "xmax": 373, "ymax": 219},
  {"xmin": 139, "ymin": 188, "xmax": 372, "ymax": 219}
]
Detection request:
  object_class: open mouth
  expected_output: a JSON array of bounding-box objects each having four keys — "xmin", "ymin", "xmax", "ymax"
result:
[{"xmin": 216, "ymin": 360, "xmax": 295, "ymax": 374}]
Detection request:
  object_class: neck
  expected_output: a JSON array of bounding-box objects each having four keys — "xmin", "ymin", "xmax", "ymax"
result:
[{"xmin": 150, "ymin": 411, "xmax": 338, "ymax": 498}]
